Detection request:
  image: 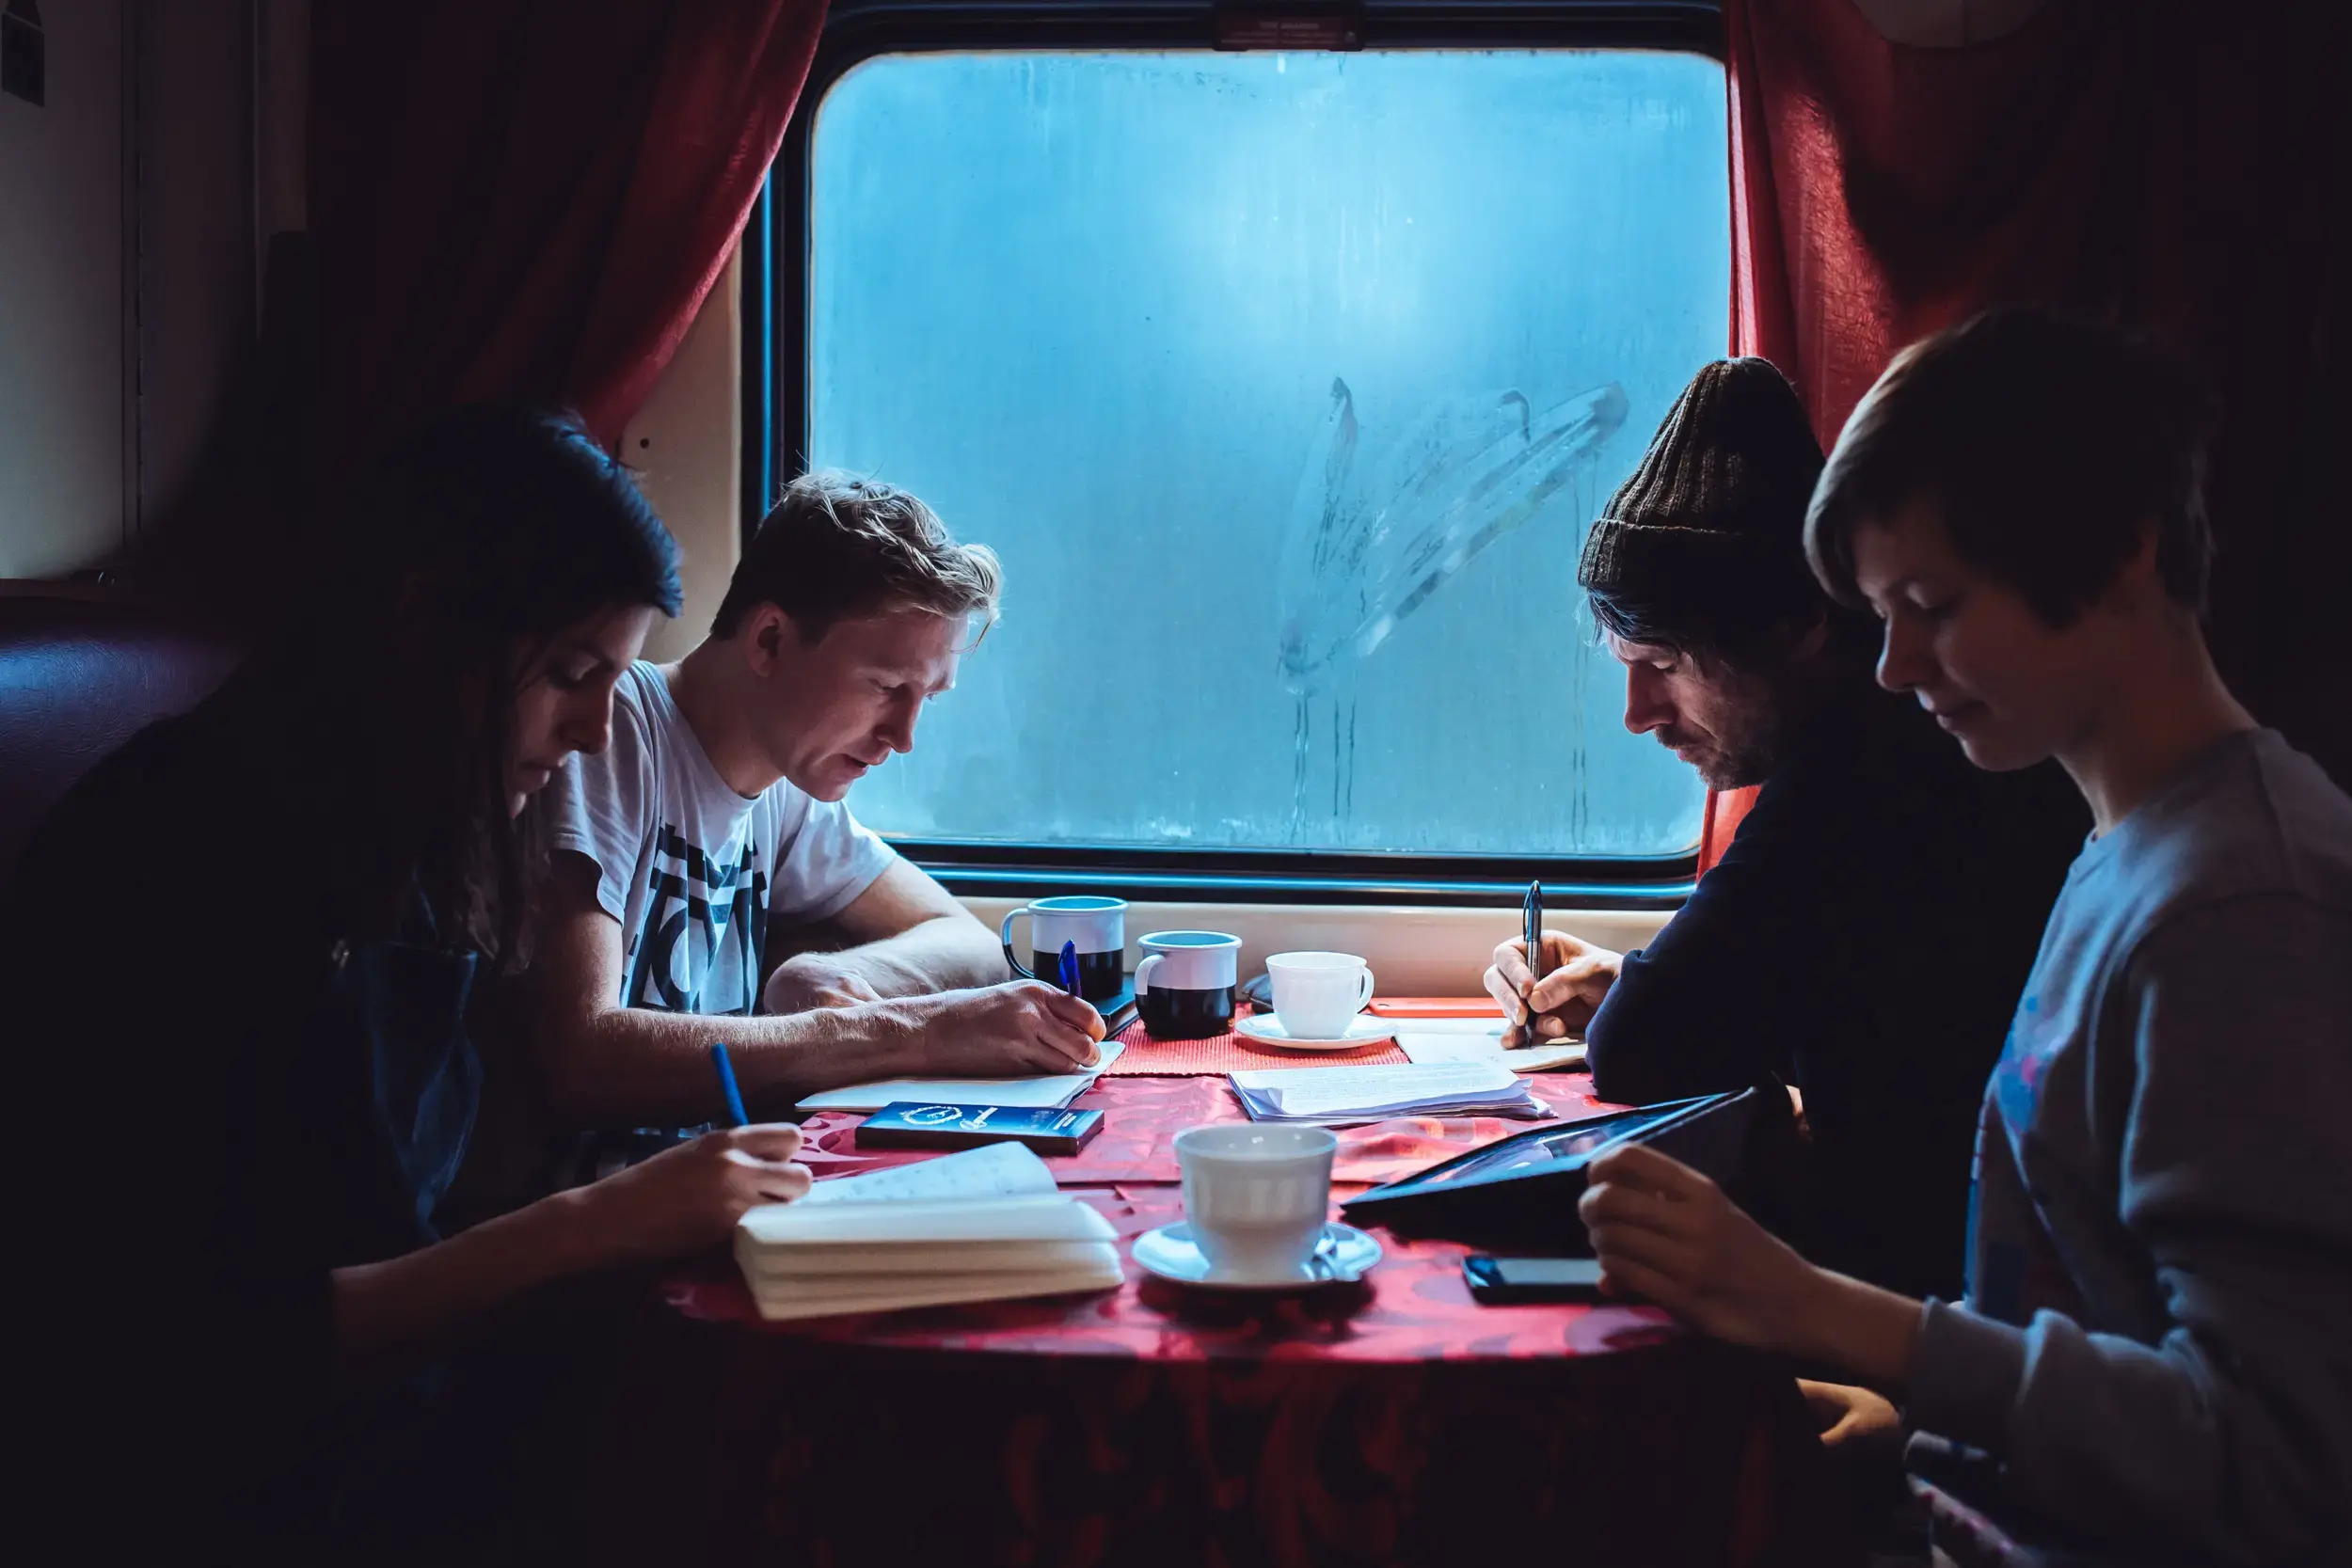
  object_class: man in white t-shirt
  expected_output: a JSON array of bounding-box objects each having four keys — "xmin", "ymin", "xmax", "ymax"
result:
[{"xmin": 530, "ymin": 473, "xmax": 1103, "ymax": 1121}]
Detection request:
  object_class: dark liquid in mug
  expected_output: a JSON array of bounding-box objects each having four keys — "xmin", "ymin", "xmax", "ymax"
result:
[
  {"xmin": 1138, "ymin": 985, "xmax": 1237, "ymax": 1040},
  {"xmin": 1024, "ymin": 947, "xmax": 1126, "ymax": 1003}
]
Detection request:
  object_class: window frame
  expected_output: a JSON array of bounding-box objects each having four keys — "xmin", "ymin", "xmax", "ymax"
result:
[{"xmin": 747, "ymin": 0, "xmax": 1727, "ymax": 908}]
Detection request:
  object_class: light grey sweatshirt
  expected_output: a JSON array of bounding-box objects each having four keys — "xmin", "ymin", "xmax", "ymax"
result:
[{"xmin": 1907, "ymin": 730, "xmax": 2352, "ymax": 1565}]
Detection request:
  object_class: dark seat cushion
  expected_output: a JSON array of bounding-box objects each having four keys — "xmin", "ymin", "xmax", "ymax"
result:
[{"xmin": 0, "ymin": 585, "xmax": 245, "ymax": 882}]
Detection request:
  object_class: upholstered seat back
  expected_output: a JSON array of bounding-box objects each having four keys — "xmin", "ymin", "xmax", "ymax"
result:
[{"xmin": 0, "ymin": 587, "xmax": 244, "ymax": 881}]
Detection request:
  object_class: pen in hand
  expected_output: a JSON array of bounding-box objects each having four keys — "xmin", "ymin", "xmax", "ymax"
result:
[
  {"xmin": 710, "ymin": 1040, "xmax": 750, "ymax": 1127},
  {"xmin": 1520, "ymin": 879, "xmax": 1549, "ymax": 1033},
  {"xmin": 1057, "ymin": 940, "xmax": 1106, "ymax": 1067}
]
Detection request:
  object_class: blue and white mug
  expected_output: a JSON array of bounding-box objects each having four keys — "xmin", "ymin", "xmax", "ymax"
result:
[
  {"xmin": 1134, "ymin": 930, "xmax": 1242, "ymax": 1038},
  {"xmin": 1001, "ymin": 895, "xmax": 1127, "ymax": 1002}
]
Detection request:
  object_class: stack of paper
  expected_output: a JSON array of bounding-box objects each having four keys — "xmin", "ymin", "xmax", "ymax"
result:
[
  {"xmin": 1227, "ymin": 1061, "xmax": 1555, "ymax": 1126},
  {"xmin": 794, "ymin": 1037, "xmax": 1127, "ymax": 1114},
  {"xmin": 734, "ymin": 1143, "xmax": 1124, "ymax": 1322}
]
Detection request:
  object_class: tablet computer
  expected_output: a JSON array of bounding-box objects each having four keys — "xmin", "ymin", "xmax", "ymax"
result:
[{"xmin": 1340, "ymin": 1087, "xmax": 1763, "ymax": 1253}]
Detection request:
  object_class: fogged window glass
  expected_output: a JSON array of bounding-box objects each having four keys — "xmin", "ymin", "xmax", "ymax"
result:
[{"xmin": 807, "ymin": 51, "xmax": 1726, "ymax": 858}]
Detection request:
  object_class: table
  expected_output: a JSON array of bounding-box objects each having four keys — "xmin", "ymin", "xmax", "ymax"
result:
[{"xmin": 597, "ymin": 1069, "xmax": 1856, "ymax": 1566}]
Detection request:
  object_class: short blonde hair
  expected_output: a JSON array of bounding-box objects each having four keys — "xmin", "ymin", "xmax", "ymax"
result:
[{"xmin": 714, "ymin": 471, "xmax": 1002, "ymax": 643}]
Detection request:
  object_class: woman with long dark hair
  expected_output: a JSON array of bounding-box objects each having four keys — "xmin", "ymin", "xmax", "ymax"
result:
[{"xmin": 4, "ymin": 406, "xmax": 809, "ymax": 1559}]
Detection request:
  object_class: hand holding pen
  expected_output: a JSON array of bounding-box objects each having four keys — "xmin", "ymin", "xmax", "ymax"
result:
[
  {"xmin": 1486, "ymin": 886, "xmax": 1629, "ymax": 1045},
  {"xmin": 1057, "ymin": 939, "xmax": 1110, "ymax": 1050},
  {"xmin": 553, "ymin": 1043, "xmax": 812, "ymax": 1267}
]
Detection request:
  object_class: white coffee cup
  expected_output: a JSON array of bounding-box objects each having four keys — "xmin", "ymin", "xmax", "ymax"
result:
[
  {"xmin": 1172, "ymin": 1123, "xmax": 1337, "ymax": 1280},
  {"xmin": 1264, "ymin": 951, "xmax": 1376, "ymax": 1039}
]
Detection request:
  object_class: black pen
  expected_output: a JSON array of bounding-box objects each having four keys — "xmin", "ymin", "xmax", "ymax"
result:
[{"xmin": 1522, "ymin": 879, "xmax": 1548, "ymax": 1023}]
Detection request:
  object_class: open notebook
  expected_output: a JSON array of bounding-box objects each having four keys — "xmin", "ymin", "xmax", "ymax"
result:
[
  {"xmin": 734, "ymin": 1142, "xmax": 1124, "ymax": 1322},
  {"xmin": 794, "ymin": 1037, "xmax": 1128, "ymax": 1114}
]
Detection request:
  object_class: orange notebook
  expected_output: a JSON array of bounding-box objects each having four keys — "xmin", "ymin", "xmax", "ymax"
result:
[{"xmin": 1365, "ymin": 996, "xmax": 1504, "ymax": 1019}]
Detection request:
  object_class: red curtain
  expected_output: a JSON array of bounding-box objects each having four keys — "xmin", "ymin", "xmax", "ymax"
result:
[
  {"xmin": 1725, "ymin": 0, "xmax": 2349, "ymax": 785},
  {"xmin": 310, "ymin": 1, "xmax": 828, "ymax": 470},
  {"xmin": 1696, "ymin": 787, "xmax": 1759, "ymax": 877}
]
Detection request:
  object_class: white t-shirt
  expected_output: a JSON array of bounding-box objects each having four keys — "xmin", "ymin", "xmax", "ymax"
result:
[{"xmin": 549, "ymin": 662, "xmax": 898, "ymax": 1017}]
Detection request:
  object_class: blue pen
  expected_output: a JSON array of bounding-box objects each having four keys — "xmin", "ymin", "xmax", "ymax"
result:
[
  {"xmin": 1057, "ymin": 939, "xmax": 1081, "ymax": 998},
  {"xmin": 710, "ymin": 1041, "xmax": 750, "ymax": 1126}
]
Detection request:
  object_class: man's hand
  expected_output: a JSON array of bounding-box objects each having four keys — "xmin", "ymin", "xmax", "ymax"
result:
[
  {"xmin": 1797, "ymin": 1380, "xmax": 1903, "ymax": 1451},
  {"xmin": 579, "ymin": 1124, "xmax": 812, "ymax": 1267},
  {"xmin": 865, "ymin": 980, "xmax": 1106, "ymax": 1078},
  {"xmin": 1485, "ymin": 931, "xmax": 1623, "ymax": 1045},
  {"xmin": 764, "ymin": 951, "xmax": 887, "ymax": 1015},
  {"xmin": 1575, "ymin": 1141, "xmax": 1824, "ymax": 1351}
]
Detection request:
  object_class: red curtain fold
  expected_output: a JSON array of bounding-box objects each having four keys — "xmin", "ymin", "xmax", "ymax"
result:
[
  {"xmin": 1696, "ymin": 786, "xmax": 1759, "ymax": 877},
  {"xmin": 310, "ymin": 1, "xmax": 828, "ymax": 467},
  {"xmin": 1726, "ymin": 0, "xmax": 2349, "ymax": 786}
]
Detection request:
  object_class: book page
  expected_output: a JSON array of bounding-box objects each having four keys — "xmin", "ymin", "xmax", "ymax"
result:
[
  {"xmin": 743, "ymin": 1251, "xmax": 1125, "ymax": 1322},
  {"xmin": 739, "ymin": 1237, "xmax": 1121, "ymax": 1278},
  {"xmin": 795, "ymin": 1140, "xmax": 1057, "ymax": 1207},
  {"xmin": 737, "ymin": 1195, "xmax": 1110, "ymax": 1246}
]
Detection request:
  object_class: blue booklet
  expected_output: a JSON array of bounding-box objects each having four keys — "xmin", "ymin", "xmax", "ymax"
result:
[{"xmin": 856, "ymin": 1101, "xmax": 1105, "ymax": 1156}]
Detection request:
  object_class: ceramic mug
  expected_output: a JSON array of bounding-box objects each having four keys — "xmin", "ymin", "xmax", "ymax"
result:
[
  {"xmin": 1000, "ymin": 895, "xmax": 1127, "ymax": 1001},
  {"xmin": 1134, "ymin": 930, "xmax": 1241, "ymax": 1038}
]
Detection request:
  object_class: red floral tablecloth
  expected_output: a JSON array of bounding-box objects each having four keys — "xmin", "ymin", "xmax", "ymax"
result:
[{"xmin": 600, "ymin": 1072, "xmax": 1855, "ymax": 1566}]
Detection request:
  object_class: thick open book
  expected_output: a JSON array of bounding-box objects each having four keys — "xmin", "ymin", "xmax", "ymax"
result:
[{"xmin": 733, "ymin": 1143, "xmax": 1124, "ymax": 1321}]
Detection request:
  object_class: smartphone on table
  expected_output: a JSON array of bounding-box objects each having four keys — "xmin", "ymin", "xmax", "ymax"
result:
[{"xmin": 1461, "ymin": 1255, "xmax": 1607, "ymax": 1304}]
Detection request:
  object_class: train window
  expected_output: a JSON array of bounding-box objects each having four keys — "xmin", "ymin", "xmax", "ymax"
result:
[{"xmin": 803, "ymin": 49, "xmax": 1725, "ymax": 872}]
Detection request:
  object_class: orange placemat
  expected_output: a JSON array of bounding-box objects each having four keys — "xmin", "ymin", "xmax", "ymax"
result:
[
  {"xmin": 1365, "ymin": 996, "xmax": 1503, "ymax": 1018},
  {"xmin": 1104, "ymin": 1006, "xmax": 1409, "ymax": 1074}
]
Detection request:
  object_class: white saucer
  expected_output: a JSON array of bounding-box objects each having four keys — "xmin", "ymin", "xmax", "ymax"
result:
[
  {"xmin": 1233, "ymin": 1013, "xmax": 1399, "ymax": 1052},
  {"xmin": 1132, "ymin": 1222, "xmax": 1383, "ymax": 1290}
]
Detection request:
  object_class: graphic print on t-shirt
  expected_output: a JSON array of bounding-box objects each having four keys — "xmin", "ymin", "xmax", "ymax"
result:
[{"xmin": 624, "ymin": 822, "xmax": 770, "ymax": 1016}]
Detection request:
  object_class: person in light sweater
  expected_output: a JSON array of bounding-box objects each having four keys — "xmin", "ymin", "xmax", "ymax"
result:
[{"xmin": 1575, "ymin": 309, "xmax": 2352, "ymax": 1566}]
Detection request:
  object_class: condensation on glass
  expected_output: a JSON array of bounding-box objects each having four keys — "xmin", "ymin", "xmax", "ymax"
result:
[{"xmin": 807, "ymin": 50, "xmax": 1728, "ymax": 859}]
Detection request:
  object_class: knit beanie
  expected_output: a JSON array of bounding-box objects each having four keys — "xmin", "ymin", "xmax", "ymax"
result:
[{"xmin": 1577, "ymin": 358, "xmax": 1825, "ymax": 599}]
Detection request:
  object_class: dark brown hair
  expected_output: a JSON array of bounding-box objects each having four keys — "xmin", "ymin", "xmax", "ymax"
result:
[
  {"xmin": 1806, "ymin": 309, "xmax": 2217, "ymax": 626},
  {"xmin": 1586, "ymin": 565, "xmax": 1882, "ymax": 673},
  {"xmin": 714, "ymin": 471, "xmax": 1001, "ymax": 643},
  {"xmin": 294, "ymin": 404, "xmax": 681, "ymax": 968}
]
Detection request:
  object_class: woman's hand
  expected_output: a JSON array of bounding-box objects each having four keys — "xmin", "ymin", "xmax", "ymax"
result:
[
  {"xmin": 1484, "ymin": 931, "xmax": 1623, "ymax": 1044},
  {"xmin": 579, "ymin": 1123, "xmax": 812, "ymax": 1267},
  {"xmin": 334, "ymin": 1124, "xmax": 812, "ymax": 1366},
  {"xmin": 1797, "ymin": 1380, "xmax": 1904, "ymax": 1451},
  {"xmin": 1576, "ymin": 1141, "xmax": 1824, "ymax": 1351}
]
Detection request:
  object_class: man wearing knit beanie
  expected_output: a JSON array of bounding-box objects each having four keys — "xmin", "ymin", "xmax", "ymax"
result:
[{"xmin": 1484, "ymin": 357, "xmax": 2084, "ymax": 1305}]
